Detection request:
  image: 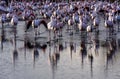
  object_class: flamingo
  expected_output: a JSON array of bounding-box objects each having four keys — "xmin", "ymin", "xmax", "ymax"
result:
[
  {"xmin": 69, "ymin": 4, "xmax": 74, "ymax": 13},
  {"xmin": 115, "ymin": 15, "xmax": 120, "ymax": 31},
  {"xmin": 0, "ymin": 13, "xmax": 6, "ymax": 25},
  {"xmin": 87, "ymin": 25, "xmax": 92, "ymax": 33},
  {"xmin": 6, "ymin": 12, "xmax": 12, "ymax": 20},
  {"xmin": 32, "ymin": 19, "xmax": 47, "ymax": 35},
  {"xmin": 25, "ymin": 18, "xmax": 47, "ymax": 38},
  {"xmin": 11, "ymin": 15, "xmax": 18, "ymax": 26},
  {"xmin": 78, "ymin": 17, "xmax": 87, "ymax": 32},
  {"xmin": 105, "ymin": 12, "xmax": 114, "ymax": 36},
  {"xmin": 47, "ymin": 16, "xmax": 57, "ymax": 31},
  {"xmin": 105, "ymin": 20, "xmax": 113, "ymax": 35},
  {"xmin": 90, "ymin": 11, "xmax": 97, "ymax": 20},
  {"xmin": 48, "ymin": 15, "xmax": 64, "ymax": 38},
  {"xmin": 56, "ymin": 21, "xmax": 64, "ymax": 37},
  {"xmin": 93, "ymin": 16, "xmax": 99, "ymax": 26},
  {"xmin": 72, "ymin": 13, "xmax": 79, "ymax": 30},
  {"xmin": 63, "ymin": 14, "xmax": 69, "ymax": 23},
  {"xmin": 32, "ymin": 19, "xmax": 41, "ymax": 35},
  {"xmin": 116, "ymin": 5, "xmax": 120, "ymax": 15},
  {"xmin": 93, "ymin": 16, "xmax": 100, "ymax": 32},
  {"xmin": 22, "ymin": 9, "xmax": 35, "ymax": 21},
  {"xmin": 0, "ymin": 1, "xmax": 8, "ymax": 13},
  {"xmin": 67, "ymin": 17, "xmax": 74, "ymax": 34},
  {"xmin": 86, "ymin": 25, "xmax": 92, "ymax": 40},
  {"xmin": 43, "ymin": 10, "xmax": 52, "ymax": 19}
]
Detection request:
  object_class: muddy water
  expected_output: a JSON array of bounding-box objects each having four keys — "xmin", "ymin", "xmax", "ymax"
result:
[{"xmin": 0, "ymin": 19, "xmax": 120, "ymax": 79}]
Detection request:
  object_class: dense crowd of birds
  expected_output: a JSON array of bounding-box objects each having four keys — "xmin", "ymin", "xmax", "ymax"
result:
[{"xmin": 0, "ymin": 0, "xmax": 120, "ymax": 35}]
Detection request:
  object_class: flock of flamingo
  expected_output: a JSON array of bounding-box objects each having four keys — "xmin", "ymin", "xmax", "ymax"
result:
[
  {"xmin": 0, "ymin": 0, "xmax": 120, "ymax": 36},
  {"xmin": 0, "ymin": 1, "xmax": 120, "ymax": 32},
  {"xmin": 0, "ymin": 0, "xmax": 120, "ymax": 71}
]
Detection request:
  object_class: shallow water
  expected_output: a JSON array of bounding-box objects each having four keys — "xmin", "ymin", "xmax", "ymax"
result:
[{"xmin": 0, "ymin": 19, "xmax": 120, "ymax": 79}]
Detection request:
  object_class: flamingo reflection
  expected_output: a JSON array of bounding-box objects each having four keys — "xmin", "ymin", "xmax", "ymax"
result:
[
  {"xmin": 92, "ymin": 31, "xmax": 100, "ymax": 56},
  {"xmin": 0, "ymin": 22, "xmax": 5, "ymax": 50},
  {"xmin": 88, "ymin": 53, "xmax": 93, "ymax": 77},
  {"xmin": 13, "ymin": 27, "xmax": 18, "ymax": 67},
  {"xmin": 39, "ymin": 44, "xmax": 47, "ymax": 53},
  {"xmin": 80, "ymin": 41, "xmax": 87, "ymax": 67},
  {"xmin": 33, "ymin": 47, "xmax": 39, "ymax": 68},
  {"xmin": 33, "ymin": 33, "xmax": 39, "ymax": 68},
  {"xmin": 58, "ymin": 43, "xmax": 64, "ymax": 52},
  {"xmin": 48, "ymin": 43, "xmax": 60, "ymax": 79},
  {"xmin": 106, "ymin": 38, "xmax": 117, "ymax": 70},
  {"xmin": 0, "ymin": 13, "xmax": 6, "ymax": 50}
]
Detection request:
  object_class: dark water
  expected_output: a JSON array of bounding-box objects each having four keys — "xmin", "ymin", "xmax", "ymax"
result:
[{"xmin": 0, "ymin": 20, "xmax": 120, "ymax": 79}]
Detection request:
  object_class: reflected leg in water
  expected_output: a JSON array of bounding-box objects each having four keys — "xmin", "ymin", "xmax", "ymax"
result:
[
  {"xmin": 24, "ymin": 36, "xmax": 27, "ymax": 60},
  {"xmin": 33, "ymin": 48, "xmax": 39, "ymax": 68},
  {"xmin": 49, "ymin": 43, "xmax": 60, "ymax": 79},
  {"xmin": 70, "ymin": 42, "xmax": 74, "ymax": 61},
  {"xmin": 80, "ymin": 41, "xmax": 87, "ymax": 68},
  {"xmin": 88, "ymin": 54, "xmax": 93, "ymax": 77},
  {"xmin": 13, "ymin": 26, "xmax": 18, "ymax": 68},
  {"xmin": 1, "ymin": 21, "xmax": 5, "ymax": 50},
  {"xmin": 33, "ymin": 31, "xmax": 39, "ymax": 68},
  {"xmin": 106, "ymin": 38, "xmax": 117, "ymax": 70},
  {"xmin": 40, "ymin": 44, "xmax": 47, "ymax": 53},
  {"xmin": 94, "ymin": 32, "xmax": 99, "ymax": 56},
  {"xmin": 13, "ymin": 49, "xmax": 18, "ymax": 68}
]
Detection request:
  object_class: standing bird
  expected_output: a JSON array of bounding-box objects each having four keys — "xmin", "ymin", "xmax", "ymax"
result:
[
  {"xmin": 93, "ymin": 17, "xmax": 100, "ymax": 32},
  {"xmin": 11, "ymin": 15, "xmax": 18, "ymax": 26},
  {"xmin": 47, "ymin": 17, "xmax": 57, "ymax": 39},
  {"xmin": 78, "ymin": 16, "xmax": 87, "ymax": 35},
  {"xmin": 0, "ymin": 13, "xmax": 6, "ymax": 25},
  {"xmin": 32, "ymin": 19, "xmax": 47, "ymax": 35},
  {"xmin": 68, "ymin": 17, "xmax": 74, "ymax": 34},
  {"xmin": 105, "ymin": 13, "xmax": 114, "ymax": 36},
  {"xmin": 115, "ymin": 15, "xmax": 120, "ymax": 31}
]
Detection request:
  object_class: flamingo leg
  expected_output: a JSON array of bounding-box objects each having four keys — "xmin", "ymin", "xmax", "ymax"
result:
[
  {"xmin": 49, "ymin": 30, "xmax": 51, "ymax": 41},
  {"xmin": 36, "ymin": 28, "xmax": 39, "ymax": 35},
  {"xmin": 106, "ymin": 28, "xmax": 109, "ymax": 40},
  {"xmin": 66, "ymin": 25, "xmax": 69, "ymax": 32},
  {"xmin": 70, "ymin": 25, "xmax": 73, "ymax": 36},
  {"xmin": 54, "ymin": 31, "xmax": 56, "ymax": 39},
  {"xmin": 34, "ymin": 28, "xmax": 37, "ymax": 37},
  {"xmin": 70, "ymin": 25, "xmax": 71, "ymax": 33},
  {"xmin": 58, "ymin": 29, "xmax": 60, "ymax": 37},
  {"xmin": 118, "ymin": 22, "xmax": 120, "ymax": 32},
  {"xmin": 1, "ymin": 22, "xmax": 4, "ymax": 50},
  {"xmin": 108, "ymin": 28, "xmax": 111, "ymax": 38},
  {"xmin": 61, "ymin": 29, "xmax": 62, "ymax": 37}
]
